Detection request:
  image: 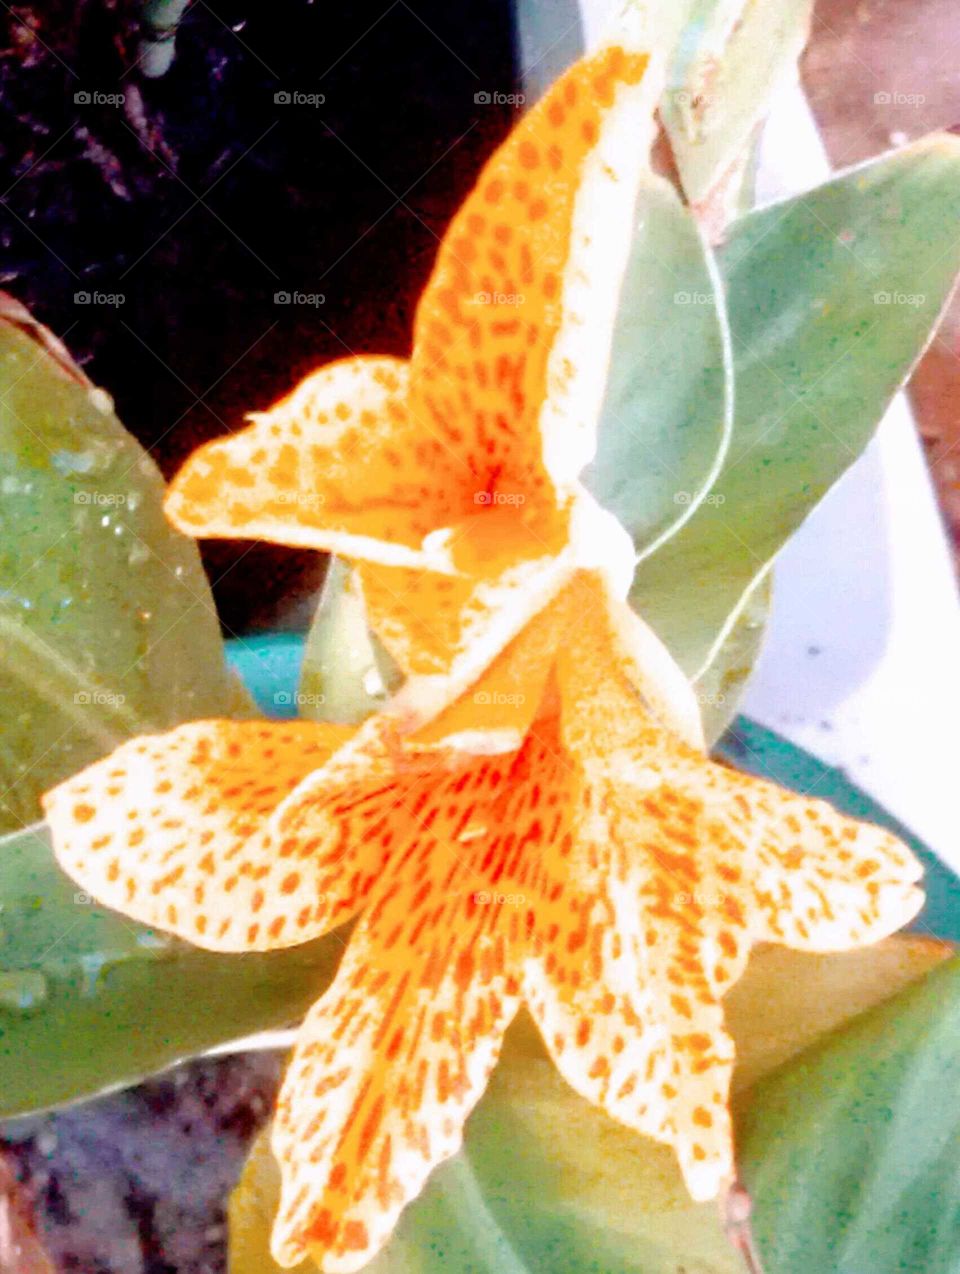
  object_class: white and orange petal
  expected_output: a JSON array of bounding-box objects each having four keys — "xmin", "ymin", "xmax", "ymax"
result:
[
  {"xmin": 408, "ymin": 40, "xmax": 658, "ymax": 506},
  {"xmin": 44, "ymin": 715, "xmax": 442, "ymax": 952},
  {"xmin": 165, "ymin": 356, "xmax": 464, "ymax": 562},
  {"xmin": 270, "ymin": 757, "xmax": 532, "ymax": 1271}
]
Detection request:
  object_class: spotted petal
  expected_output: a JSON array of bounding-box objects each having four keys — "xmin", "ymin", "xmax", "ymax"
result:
[
  {"xmin": 408, "ymin": 40, "xmax": 657, "ymax": 502},
  {"xmin": 165, "ymin": 357, "xmax": 460, "ymax": 563},
  {"xmin": 270, "ymin": 752, "xmax": 535, "ymax": 1270},
  {"xmin": 43, "ymin": 717, "xmax": 439, "ymax": 952}
]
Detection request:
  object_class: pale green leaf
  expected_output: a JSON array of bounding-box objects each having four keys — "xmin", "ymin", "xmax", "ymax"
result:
[
  {"xmin": 0, "ymin": 304, "xmax": 246, "ymax": 831},
  {"xmin": 631, "ymin": 135, "xmax": 960, "ymax": 679}
]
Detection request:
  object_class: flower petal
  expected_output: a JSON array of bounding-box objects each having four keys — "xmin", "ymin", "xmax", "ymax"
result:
[
  {"xmin": 554, "ymin": 585, "xmax": 923, "ymax": 954},
  {"xmin": 165, "ymin": 357, "xmax": 462, "ymax": 562},
  {"xmin": 518, "ymin": 720, "xmax": 736, "ymax": 1201},
  {"xmin": 522, "ymin": 889, "xmax": 736, "ymax": 1203},
  {"xmin": 678, "ymin": 759, "xmax": 926, "ymax": 953},
  {"xmin": 409, "ymin": 39, "xmax": 657, "ymax": 501},
  {"xmin": 43, "ymin": 717, "xmax": 416, "ymax": 952},
  {"xmin": 361, "ymin": 545, "xmax": 576, "ymax": 723},
  {"xmin": 269, "ymin": 764, "xmax": 528, "ymax": 1270}
]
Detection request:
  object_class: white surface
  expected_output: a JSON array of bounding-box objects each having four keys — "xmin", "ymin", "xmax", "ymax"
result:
[{"xmin": 743, "ymin": 81, "xmax": 960, "ymax": 873}]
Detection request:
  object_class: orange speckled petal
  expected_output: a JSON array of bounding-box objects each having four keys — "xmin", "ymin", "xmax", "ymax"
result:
[
  {"xmin": 358, "ymin": 539, "xmax": 576, "ymax": 723},
  {"xmin": 679, "ymin": 759, "xmax": 925, "ymax": 954},
  {"xmin": 554, "ymin": 583, "xmax": 923, "ymax": 955},
  {"xmin": 165, "ymin": 356, "xmax": 463, "ymax": 560},
  {"xmin": 523, "ymin": 886, "xmax": 736, "ymax": 1203},
  {"xmin": 518, "ymin": 715, "xmax": 736, "ymax": 1201},
  {"xmin": 270, "ymin": 772, "xmax": 526, "ymax": 1271},
  {"xmin": 531, "ymin": 601, "xmax": 923, "ymax": 1200},
  {"xmin": 409, "ymin": 39, "xmax": 656, "ymax": 501},
  {"xmin": 42, "ymin": 717, "xmax": 429, "ymax": 952}
]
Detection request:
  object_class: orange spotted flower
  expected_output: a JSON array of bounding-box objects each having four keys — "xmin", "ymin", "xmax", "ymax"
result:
[
  {"xmin": 42, "ymin": 26, "xmax": 924, "ymax": 1274},
  {"xmin": 45, "ymin": 571, "xmax": 922, "ymax": 1270},
  {"xmin": 161, "ymin": 32, "xmax": 665, "ymax": 727}
]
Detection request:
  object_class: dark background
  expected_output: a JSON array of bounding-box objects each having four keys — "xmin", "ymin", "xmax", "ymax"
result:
[{"xmin": 0, "ymin": 0, "xmax": 518, "ymax": 631}]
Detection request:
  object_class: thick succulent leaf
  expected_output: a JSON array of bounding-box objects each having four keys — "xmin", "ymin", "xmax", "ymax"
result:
[
  {"xmin": 581, "ymin": 172, "xmax": 733, "ymax": 557},
  {"xmin": 631, "ymin": 135, "xmax": 960, "ymax": 679},
  {"xmin": 229, "ymin": 938, "xmax": 950, "ymax": 1274},
  {"xmin": 0, "ymin": 301, "xmax": 245, "ymax": 832},
  {"xmin": 0, "ymin": 821, "xmax": 343, "ymax": 1116},
  {"xmin": 739, "ymin": 955, "xmax": 960, "ymax": 1274},
  {"xmin": 661, "ymin": 0, "xmax": 815, "ymax": 208},
  {"xmin": 298, "ymin": 559, "xmax": 401, "ymax": 726}
]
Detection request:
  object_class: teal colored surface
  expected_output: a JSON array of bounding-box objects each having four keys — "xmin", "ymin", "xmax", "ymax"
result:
[
  {"xmin": 225, "ymin": 633, "xmax": 306, "ymax": 717},
  {"xmin": 226, "ymin": 635, "xmax": 960, "ymax": 944}
]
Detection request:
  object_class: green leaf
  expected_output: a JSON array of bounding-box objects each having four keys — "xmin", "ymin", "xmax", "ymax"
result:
[
  {"xmin": 582, "ymin": 173, "xmax": 733, "ymax": 557},
  {"xmin": 695, "ymin": 569, "xmax": 771, "ymax": 745},
  {"xmin": 0, "ymin": 301, "xmax": 246, "ymax": 832},
  {"xmin": 228, "ymin": 939, "xmax": 949, "ymax": 1273},
  {"xmin": 0, "ymin": 821, "xmax": 343, "ymax": 1116},
  {"xmin": 661, "ymin": 0, "xmax": 815, "ymax": 208},
  {"xmin": 631, "ymin": 135, "xmax": 960, "ymax": 679},
  {"xmin": 298, "ymin": 559, "xmax": 401, "ymax": 726},
  {"xmin": 739, "ymin": 955, "xmax": 960, "ymax": 1274}
]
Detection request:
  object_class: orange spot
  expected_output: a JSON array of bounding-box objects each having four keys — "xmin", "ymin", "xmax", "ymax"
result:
[
  {"xmin": 518, "ymin": 141, "xmax": 539, "ymax": 169},
  {"xmin": 341, "ymin": 1220, "xmax": 370, "ymax": 1253}
]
